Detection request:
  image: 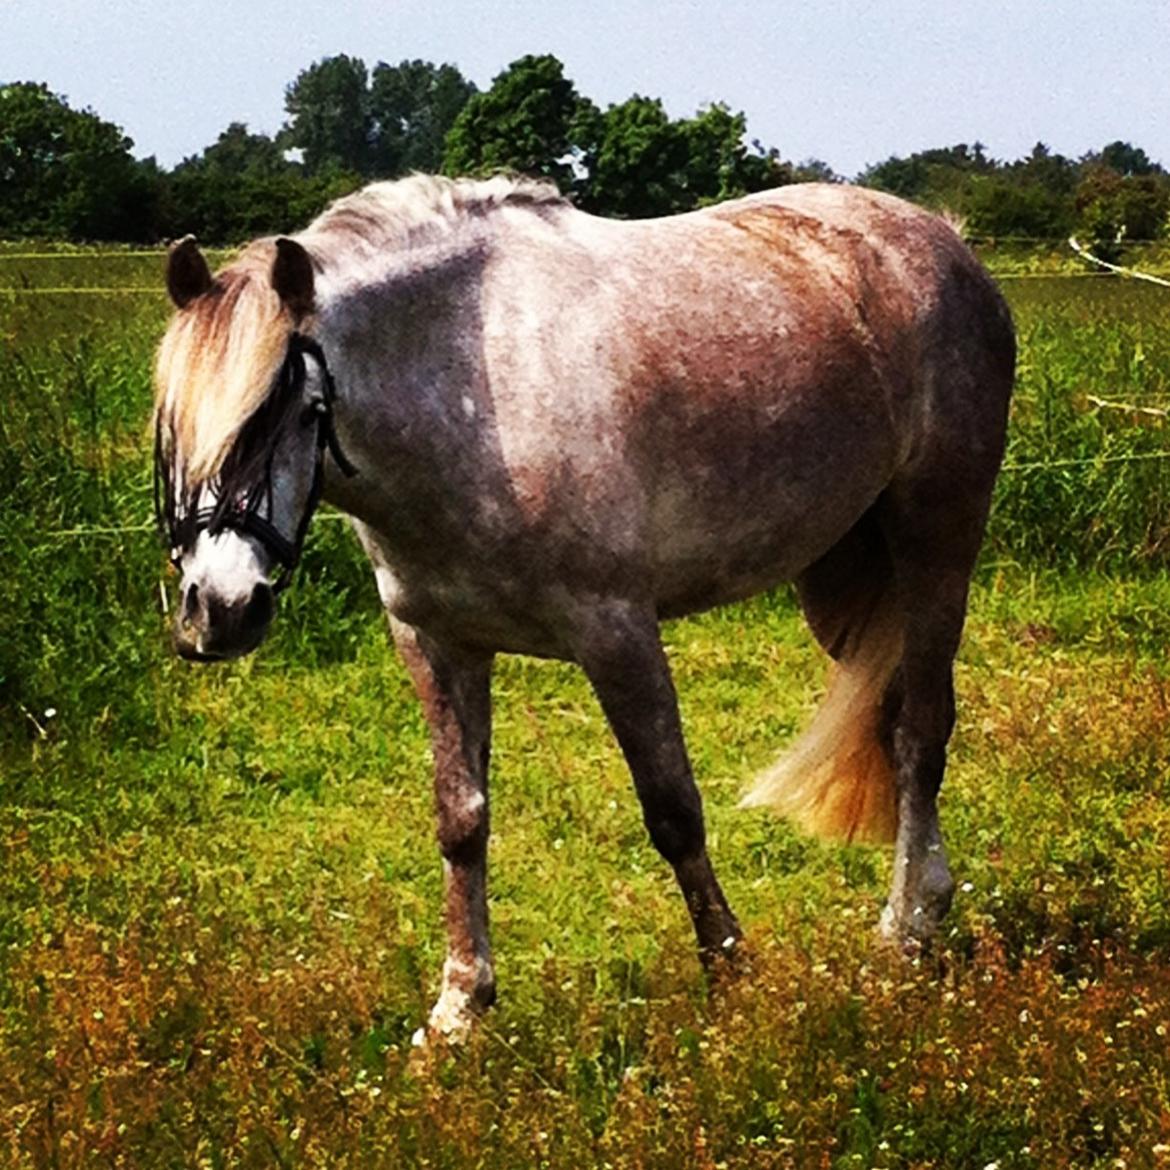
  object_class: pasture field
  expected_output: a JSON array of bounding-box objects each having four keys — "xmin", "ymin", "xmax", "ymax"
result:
[{"xmin": 1, "ymin": 248, "xmax": 1170, "ymax": 1168}]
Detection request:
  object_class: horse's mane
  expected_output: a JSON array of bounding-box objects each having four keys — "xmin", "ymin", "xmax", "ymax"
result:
[
  {"xmin": 304, "ymin": 173, "xmax": 566, "ymax": 252},
  {"xmin": 154, "ymin": 243, "xmax": 289, "ymax": 484},
  {"xmin": 155, "ymin": 174, "xmax": 566, "ymax": 484}
]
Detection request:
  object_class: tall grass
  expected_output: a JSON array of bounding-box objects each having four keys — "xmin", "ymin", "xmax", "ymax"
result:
[
  {"xmin": 988, "ymin": 277, "xmax": 1170, "ymax": 568},
  {"xmin": 1, "ymin": 261, "xmax": 1168, "ymax": 1167}
]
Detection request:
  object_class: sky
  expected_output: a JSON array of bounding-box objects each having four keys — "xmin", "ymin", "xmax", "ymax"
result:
[{"xmin": 5, "ymin": 0, "xmax": 1170, "ymax": 178}]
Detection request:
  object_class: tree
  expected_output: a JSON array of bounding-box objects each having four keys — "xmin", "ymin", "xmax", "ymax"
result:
[
  {"xmin": 965, "ymin": 177, "xmax": 1075, "ymax": 240},
  {"xmin": 160, "ymin": 120, "xmax": 362, "ymax": 243},
  {"xmin": 283, "ymin": 55, "xmax": 372, "ymax": 176},
  {"xmin": 1012, "ymin": 142, "xmax": 1078, "ymax": 196},
  {"xmin": 792, "ymin": 158, "xmax": 839, "ymax": 184},
  {"xmin": 195, "ymin": 121, "xmax": 287, "ymax": 176},
  {"xmin": 543, "ymin": 94, "xmax": 794, "ymax": 218},
  {"xmin": 368, "ymin": 60, "xmax": 476, "ymax": 175},
  {"xmin": 859, "ymin": 143, "xmax": 992, "ymax": 205},
  {"xmin": 442, "ymin": 54, "xmax": 598, "ymax": 192},
  {"xmin": 961, "ymin": 143, "xmax": 1078, "ymax": 239},
  {"xmin": 675, "ymin": 104, "xmax": 791, "ymax": 204},
  {"xmin": 282, "ymin": 55, "xmax": 476, "ymax": 180},
  {"xmin": 579, "ymin": 95, "xmax": 688, "ymax": 217},
  {"xmin": 0, "ymin": 82, "xmax": 158, "ymax": 240},
  {"xmin": 1096, "ymin": 140, "xmax": 1159, "ymax": 178},
  {"xmin": 1075, "ymin": 166, "xmax": 1169, "ymax": 256}
]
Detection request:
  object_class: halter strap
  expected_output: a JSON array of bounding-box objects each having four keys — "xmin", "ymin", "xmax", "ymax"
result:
[{"xmin": 290, "ymin": 334, "xmax": 358, "ymax": 478}]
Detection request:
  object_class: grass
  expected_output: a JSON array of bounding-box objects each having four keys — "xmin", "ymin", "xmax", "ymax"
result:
[
  {"xmin": 973, "ymin": 238, "xmax": 1170, "ymax": 278},
  {"xmin": 1, "ymin": 255, "xmax": 1169, "ymax": 1167}
]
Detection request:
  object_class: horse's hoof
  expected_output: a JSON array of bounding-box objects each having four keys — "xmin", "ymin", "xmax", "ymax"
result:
[
  {"xmin": 410, "ymin": 970, "xmax": 497, "ymax": 1054},
  {"xmin": 702, "ymin": 931, "xmax": 752, "ymax": 988},
  {"xmin": 880, "ymin": 853, "xmax": 955, "ymax": 952},
  {"xmin": 417, "ymin": 995, "xmax": 477, "ymax": 1049},
  {"xmin": 876, "ymin": 912, "xmax": 924, "ymax": 960},
  {"xmin": 876, "ymin": 901, "xmax": 946, "ymax": 959}
]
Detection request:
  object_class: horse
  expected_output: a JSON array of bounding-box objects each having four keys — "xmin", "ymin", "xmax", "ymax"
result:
[{"xmin": 153, "ymin": 174, "xmax": 1015, "ymax": 1042}]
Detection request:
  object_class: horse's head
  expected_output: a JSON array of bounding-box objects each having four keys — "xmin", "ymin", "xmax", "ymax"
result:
[{"xmin": 154, "ymin": 235, "xmax": 352, "ymax": 661}]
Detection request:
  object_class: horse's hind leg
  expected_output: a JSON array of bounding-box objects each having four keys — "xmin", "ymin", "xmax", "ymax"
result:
[
  {"xmin": 392, "ymin": 619, "xmax": 496, "ymax": 1042},
  {"xmin": 572, "ymin": 602, "xmax": 742, "ymax": 966},
  {"xmin": 878, "ymin": 482, "xmax": 993, "ymax": 946}
]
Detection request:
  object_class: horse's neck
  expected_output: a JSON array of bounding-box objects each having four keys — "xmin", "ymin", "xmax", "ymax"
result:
[{"xmin": 315, "ymin": 239, "xmax": 490, "ymax": 527}]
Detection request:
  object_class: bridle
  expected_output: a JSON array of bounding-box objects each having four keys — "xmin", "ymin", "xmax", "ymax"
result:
[{"xmin": 154, "ymin": 333, "xmax": 357, "ymax": 595}]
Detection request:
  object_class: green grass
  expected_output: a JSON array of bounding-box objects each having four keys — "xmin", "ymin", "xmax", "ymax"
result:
[
  {"xmin": 1, "ymin": 258, "xmax": 1169, "ymax": 1167},
  {"xmin": 973, "ymin": 238, "xmax": 1170, "ymax": 277}
]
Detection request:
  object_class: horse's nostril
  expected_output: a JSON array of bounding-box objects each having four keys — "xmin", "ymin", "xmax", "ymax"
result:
[
  {"xmin": 244, "ymin": 581, "xmax": 274, "ymax": 629},
  {"xmin": 183, "ymin": 582, "xmax": 200, "ymax": 624}
]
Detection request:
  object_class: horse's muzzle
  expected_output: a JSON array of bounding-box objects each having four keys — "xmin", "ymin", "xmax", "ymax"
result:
[{"xmin": 173, "ymin": 580, "xmax": 275, "ymax": 661}]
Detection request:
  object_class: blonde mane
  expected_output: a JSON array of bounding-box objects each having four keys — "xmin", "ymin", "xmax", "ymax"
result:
[
  {"xmin": 154, "ymin": 242, "xmax": 290, "ymax": 483},
  {"xmin": 154, "ymin": 174, "xmax": 566, "ymax": 483}
]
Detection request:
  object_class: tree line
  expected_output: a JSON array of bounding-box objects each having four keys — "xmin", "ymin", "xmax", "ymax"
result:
[{"xmin": 2, "ymin": 53, "xmax": 1167, "ymax": 255}]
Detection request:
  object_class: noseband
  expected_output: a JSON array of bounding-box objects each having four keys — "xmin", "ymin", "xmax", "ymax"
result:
[{"xmin": 154, "ymin": 333, "xmax": 357, "ymax": 595}]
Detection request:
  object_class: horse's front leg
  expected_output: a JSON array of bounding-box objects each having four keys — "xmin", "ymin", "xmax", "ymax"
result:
[
  {"xmin": 391, "ymin": 619, "xmax": 495, "ymax": 1043},
  {"xmin": 573, "ymin": 601, "xmax": 742, "ymax": 967}
]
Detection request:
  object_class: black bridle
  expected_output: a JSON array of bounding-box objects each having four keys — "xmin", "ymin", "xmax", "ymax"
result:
[{"xmin": 154, "ymin": 333, "xmax": 357, "ymax": 595}]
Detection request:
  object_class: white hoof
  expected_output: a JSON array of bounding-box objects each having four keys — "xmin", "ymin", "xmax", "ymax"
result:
[
  {"xmin": 411, "ymin": 956, "xmax": 495, "ymax": 1049},
  {"xmin": 425, "ymin": 984, "xmax": 478, "ymax": 1045}
]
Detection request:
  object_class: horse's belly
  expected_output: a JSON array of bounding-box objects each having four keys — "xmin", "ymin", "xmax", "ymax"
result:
[
  {"xmin": 645, "ymin": 420, "xmax": 896, "ymax": 617},
  {"xmin": 649, "ymin": 498, "xmax": 869, "ymax": 618}
]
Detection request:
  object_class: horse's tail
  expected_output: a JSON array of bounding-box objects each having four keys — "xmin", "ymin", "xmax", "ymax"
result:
[{"xmin": 740, "ymin": 511, "xmax": 902, "ymax": 845}]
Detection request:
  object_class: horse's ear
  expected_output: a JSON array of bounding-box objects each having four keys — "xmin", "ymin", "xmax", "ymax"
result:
[
  {"xmin": 271, "ymin": 237, "xmax": 315, "ymax": 321},
  {"xmin": 166, "ymin": 236, "xmax": 213, "ymax": 309}
]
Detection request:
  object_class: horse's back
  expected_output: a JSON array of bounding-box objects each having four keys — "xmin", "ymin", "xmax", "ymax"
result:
[{"xmin": 476, "ymin": 185, "xmax": 1011, "ymax": 617}]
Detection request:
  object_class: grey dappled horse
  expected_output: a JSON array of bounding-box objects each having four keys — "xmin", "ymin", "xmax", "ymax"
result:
[{"xmin": 153, "ymin": 176, "xmax": 1014, "ymax": 1041}]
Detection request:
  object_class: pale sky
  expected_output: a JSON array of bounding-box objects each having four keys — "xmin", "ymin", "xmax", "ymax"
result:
[{"xmin": 4, "ymin": 0, "xmax": 1169, "ymax": 178}]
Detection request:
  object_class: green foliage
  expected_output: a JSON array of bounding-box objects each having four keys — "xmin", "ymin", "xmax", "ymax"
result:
[
  {"xmin": 193, "ymin": 121, "xmax": 288, "ymax": 176},
  {"xmin": 162, "ymin": 129, "xmax": 360, "ymax": 244},
  {"xmin": 576, "ymin": 95, "xmax": 686, "ymax": 217},
  {"xmin": 162, "ymin": 53, "xmax": 474, "ymax": 243},
  {"xmin": 1075, "ymin": 166, "xmax": 1170, "ymax": 259},
  {"xmin": 11, "ymin": 62, "xmax": 1169, "ymax": 250},
  {"xmin": 368, "ymin": 60, "xmax": 477, "ymax": 176},
  {"xmin": 0, "ymin": 82, "xmax": 158, "ymax": 241},
  {"xmin": 859, "ymin": 141, "xmax": 993, "ymax": 204},
  {"xmin": 1097, "ymin": 139, "xmax": 1158, "ymax": 177},
  {"xmin": 1012, "ymin": 141, "xmax": 1080, "ymax": 197},
  {"xmin": 282, "ymin": 54, "xmax": 373, "ymax": 177},
  {"xmin": 965, "ymin": 175, "xmax": 1076, "ymax": 240},
  {"xmin": 860, "ymin": 138, "xmax": 1170, "ymax": 253},
  {"xmin": 442, "ymin": 54, "xmax": 599, "ymax": 192},
  {"xmin": 281, "ymin": 55, "xmax": 477, "ymax": 183},
  {"xmin": 962, "ymin": 145, "xmax": 1079, "ymax": 240},
  {"xmin": 673, "ymin": 103, "xmax": 793, "ymax": 206},
  {"xmin": 443, "ymin": 58, "xmax": 793, "ymax": 217}
]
